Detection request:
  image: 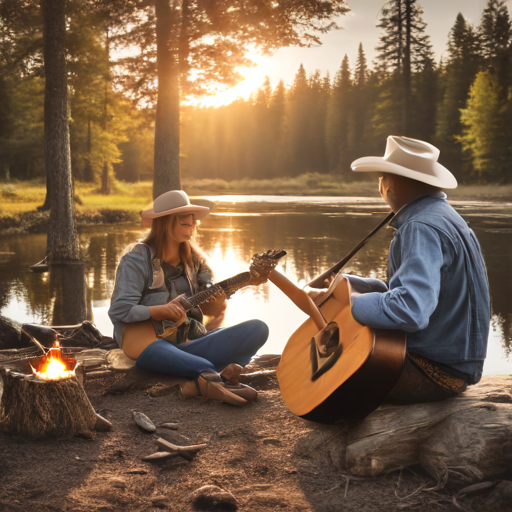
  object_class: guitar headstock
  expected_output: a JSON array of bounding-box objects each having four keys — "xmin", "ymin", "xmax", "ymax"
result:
[{"xmin": 249, "ymin": 249, "xmax": 287, "ymax": 281}]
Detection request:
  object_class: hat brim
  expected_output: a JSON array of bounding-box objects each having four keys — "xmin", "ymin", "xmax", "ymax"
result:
[
  {"xmin": 141, "ymin": 204, "xmax": 211, "ymax": 228},
  {"xmin": 351, "ymin": 157, "xmax": 457, "ymax": 189}
]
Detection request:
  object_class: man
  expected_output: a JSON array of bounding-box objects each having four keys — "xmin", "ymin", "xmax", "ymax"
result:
[{"xmin": 347, "ymin": 135, "xmax": 490, "ymax": 402}]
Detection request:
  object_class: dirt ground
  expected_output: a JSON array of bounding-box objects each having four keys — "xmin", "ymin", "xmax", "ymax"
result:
[{"xmin": 0, "ymin": 366, "xmax": 510, "ymax": 512}]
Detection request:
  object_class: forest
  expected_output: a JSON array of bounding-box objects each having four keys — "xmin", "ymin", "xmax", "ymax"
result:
[{"xmin": 1, "ymin": 0, "xmax": 511, "ymax": 191}]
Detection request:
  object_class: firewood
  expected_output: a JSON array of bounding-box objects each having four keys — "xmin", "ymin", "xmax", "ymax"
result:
[
  {"xmin": 143, "ymin": 451, "xmax": 181, "ymax": 462},
  {"xmin": 94, "ymin": 413, "xmax": 112, "ymax": 432},
  {"xmin": 155, "ymin": 437, "xmax": 207, "ymax": 460},
  {"xmin": 0, "ymin": 368, "xmax": 97, "ymax": 438}
]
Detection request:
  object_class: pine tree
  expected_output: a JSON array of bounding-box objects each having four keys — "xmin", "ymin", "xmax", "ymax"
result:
[
  {"xmin": 268, "ymin": 80, "xmax": 287, "ymax": 177},
  {"xmin": 411, "ymin": 55, "xmax": 437, "ymax": 141},
  {"xmin": 308, "ymin": 70, "xmax": 330, "ymax": 174},
  {"xmin": 253, "ymin": 77, "xmax": 273, "ymax": 178},
  {"xmin": 435, "ymin": 13, "xmax": 480, "ymax": 178},
  {"xmin": 479, "ymin": 0, "xmax": 511, "ymax": 98},
  {"xmin": 327, "ymin": 55, "xmax": 351, "ymax": 174},
  {"xmin": 458, "ymin": 70, "xmax": 510, "ymax": 182},
  {"xmin": 287, "ymin": 64, "xmax": 311, "ymax": 176},
  {"xmin": 351, "ymin": 43, "xmax": 369, "ymax": 160},
  {"xmin": 375, "ymin": 0, "xmax": 432, "ymax": 134}
]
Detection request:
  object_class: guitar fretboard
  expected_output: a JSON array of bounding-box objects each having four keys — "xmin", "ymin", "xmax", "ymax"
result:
[{"xmin": 178, "ymin": 272, "xmax": 252, "ymax": 311}]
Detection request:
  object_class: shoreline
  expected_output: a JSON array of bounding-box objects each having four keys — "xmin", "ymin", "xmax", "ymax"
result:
[{"xmin": 1, "ymin": 180, "xmax": 511, "ymax": 235}]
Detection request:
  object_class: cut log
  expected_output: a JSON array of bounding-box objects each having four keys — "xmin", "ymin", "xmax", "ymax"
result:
[
  {"xmin": 344, "ymin": 375, "xmax": 512, "ymax": 487},
  {"xmin": 0, "ymin": 368, "xmax": 98, "ymax": 438},
  {"xmin": 296, "ymin": 376, "xmax": 512, "ymax": 488}
]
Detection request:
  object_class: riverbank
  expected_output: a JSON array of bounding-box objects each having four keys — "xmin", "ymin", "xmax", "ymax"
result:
[
  {"xmin": 2, "ymin": 359, "xmax": 509, "ymax": 512},
  {"xmin": 2, "ymin": 177, "xmax": 511, "ymax": 235}
]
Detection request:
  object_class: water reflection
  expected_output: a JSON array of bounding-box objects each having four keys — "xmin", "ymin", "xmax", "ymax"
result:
[
  {"xmin": 49, "ymin": 265, "xmax": 88, "ymax": 326},
  {"xmin": 0, "ymin": 196, "xmax": 511, "ymax": 375}
]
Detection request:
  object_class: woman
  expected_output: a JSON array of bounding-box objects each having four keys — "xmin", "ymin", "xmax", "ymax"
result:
[{"xmin": 108, "ymin": 190, "xmax": 269, "ymax": 406}]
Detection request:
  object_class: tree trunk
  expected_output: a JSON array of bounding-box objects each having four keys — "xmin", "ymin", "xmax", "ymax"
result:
[
  {"xmin": 403, "ymin": 0, "xmax": 412, "ymax": 134},
  {"xmin": 100, "ymin": 26, "xmax": 111, "ymax": 195},
  {"xmin": 153, "ymin": 0, "xmax": 181, "ymax": 199},
  {"xmin": 83, "ymin": 118, "xmax": 94, "ymax": 182},
  {"xmin": 50, "ymin": 264, "xmax": 87, "ymax": 326},
  {"xmin": 41, "ymin": 0, "xmax": 81, "ymax": 263}
]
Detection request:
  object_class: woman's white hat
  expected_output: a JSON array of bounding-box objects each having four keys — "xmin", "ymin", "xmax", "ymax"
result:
[
  {"xmin": 351, "ymin": 136, "xmax": 457, "ymax": 189},
  {"xmin": 141, "ymin": 190, "xmax": 212, "ymax": 228}
]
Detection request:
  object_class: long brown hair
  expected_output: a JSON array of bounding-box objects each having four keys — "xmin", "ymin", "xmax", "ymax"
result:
[{"xmin": 142, "ymin": 215, "xmax": 195, "ymax": 269}]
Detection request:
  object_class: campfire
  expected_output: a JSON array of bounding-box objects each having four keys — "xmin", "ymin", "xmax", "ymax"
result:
[
  {"xmin": 0, "ymin": 326, "xmax": 102, "ymax": 438},
  {"xmin": 30, "ymin": 340, "xmax": 77, "ymax": 381}
]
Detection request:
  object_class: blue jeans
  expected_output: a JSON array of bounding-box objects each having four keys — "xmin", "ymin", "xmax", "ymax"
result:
[{"xmin": 135, "ymin": 319, "xmax": 269, "ymax": 379}]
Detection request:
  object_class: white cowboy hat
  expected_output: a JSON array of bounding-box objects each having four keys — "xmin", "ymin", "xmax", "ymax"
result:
[
  {"xmin": 141, "ymin": 190, "xmax": 212, "ymax": 228},
  {"xmin": 350, "ymin": 136, "xmax": 457, "ymax": 189}
]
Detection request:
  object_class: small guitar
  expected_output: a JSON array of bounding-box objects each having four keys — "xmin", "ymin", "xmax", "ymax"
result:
[
  {"xmin": 121, "ymin": 249, "xmax": 286, "ymax": 360},
  {"xmin": 271, "ymin": 272, "xmax": 406, "ymax": 424}
]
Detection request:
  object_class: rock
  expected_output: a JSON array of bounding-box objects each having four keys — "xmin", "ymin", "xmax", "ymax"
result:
[
  {"xmin": 189, "ymin": 485, "xmax": 238, "ymax": 511},
  {"xmin": 126, "ymin": 468, "xmax": 148, "ymax": 475},
  {"xmin": 152, "ymin": 496, "xmax": 171, "ymax": 509},
  {"xmin": 149, "ymin": 384, "xmax": 175, "ymax": 397},
  {"xmin": 107, "ymin": 476, "xmax": 127, "ymax": 489},
  {"xmin": 132, "ymin": 411, "xmax": 156, "ymax": 432},
  {"xmin": 106, "ymin": 348, "xmax": 136, "ymax": 371},
  {"xmin": 159, "ymin": 422, "xmax": 179, "ymax": 430},
  {"xmin": 262, "ymin": 437, "xmax": 281, "ymax": 445}
]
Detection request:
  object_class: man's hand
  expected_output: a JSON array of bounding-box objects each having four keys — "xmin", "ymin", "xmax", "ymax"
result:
[{"xmin": 149, "ymin": 301, "xmax": 187, "ymax": 326}]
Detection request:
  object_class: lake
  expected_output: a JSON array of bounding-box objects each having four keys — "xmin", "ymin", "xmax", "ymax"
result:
[{"xmin": 1, "ymin": 195, "xmax": 511, "ymax": 375}]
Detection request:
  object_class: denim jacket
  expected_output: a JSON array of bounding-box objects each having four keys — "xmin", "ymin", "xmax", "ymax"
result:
[
  {"xmin": 108, "ymin": 243, "xmax": 214, "ymax": 347},
  {"xmin": 351, "ymin": 193, "xmax": 490, "ymax": 384}
]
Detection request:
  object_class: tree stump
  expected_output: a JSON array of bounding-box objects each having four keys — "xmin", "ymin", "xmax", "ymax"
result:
[
  {"xmin": 345, "ymin": 375, "xmax": 512, "ymax": 487},
  {"xmin": 0, "ymin": 367, "xmax": 98, "ymax": 438}
]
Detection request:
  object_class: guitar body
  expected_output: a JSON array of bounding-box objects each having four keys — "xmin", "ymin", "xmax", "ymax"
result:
[
  {"xmin": 122, "ymin": 319, "xmax": 161, "ymax": 360},
  {"xmin": 276, "ymin": 277, "xmax": 406, "ymax": 424}
]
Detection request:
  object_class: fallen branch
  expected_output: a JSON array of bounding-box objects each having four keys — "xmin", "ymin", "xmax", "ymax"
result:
[{"xmin": 142, "ymin": 438, "xmax": 209, "ymax": 463}]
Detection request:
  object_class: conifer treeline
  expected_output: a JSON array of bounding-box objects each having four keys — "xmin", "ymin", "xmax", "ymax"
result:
[
  {"xmin": 182, "ymin": 0, "xmax": 512, "ymax": 184},
  {"xmin": 1, "ymin": 0, "xmax": 511, "ymax": 185}
]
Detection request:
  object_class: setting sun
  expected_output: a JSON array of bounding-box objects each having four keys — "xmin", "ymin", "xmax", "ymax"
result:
[{"xmin": 186, "ymin": 52, "xmax": 274, "ymax": 108}]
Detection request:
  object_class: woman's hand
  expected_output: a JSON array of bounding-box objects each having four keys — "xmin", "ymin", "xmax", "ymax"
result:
[{"xmin": 149, "ymin": 302, "xmax": 187, "ymax": 326}]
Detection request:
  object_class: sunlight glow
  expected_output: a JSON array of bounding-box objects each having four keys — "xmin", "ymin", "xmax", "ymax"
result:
[{"xmin": 185, "ymin": 52, "xmax": 273, "ymax": 108}]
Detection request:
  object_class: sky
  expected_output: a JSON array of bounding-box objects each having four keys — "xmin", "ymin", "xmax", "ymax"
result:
[{"xmin": 199, "ymin": 0, "xmax": 510, "ymax": 106}]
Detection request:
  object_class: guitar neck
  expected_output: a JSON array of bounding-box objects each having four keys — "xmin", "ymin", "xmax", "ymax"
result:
[{"xmin": 180, "ymin": 272, "xmax": 252, "ymax": 310}]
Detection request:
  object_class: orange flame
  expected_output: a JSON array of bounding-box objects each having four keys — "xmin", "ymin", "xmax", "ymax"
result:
[{"xmin": 31, "ymin": 340, "xmax": 77, "ymax": 380}]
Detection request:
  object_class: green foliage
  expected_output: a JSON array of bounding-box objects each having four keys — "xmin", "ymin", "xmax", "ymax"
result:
[
  {"xmin": 458, "ymin": 70, "xmax": 511, "ymax": 182},
  {"xmin": 1, "ymin": 0, "xmax": 512, "ymax": 189}
]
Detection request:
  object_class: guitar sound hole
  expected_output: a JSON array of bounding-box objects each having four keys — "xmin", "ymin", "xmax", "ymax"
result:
[
  {"xmin": 310, "ymin": 322, "xmax": 343, "ymax": 382},
  {"xmin": 317, "ymin": 322, "xmax": 339, "ymax": 357}
]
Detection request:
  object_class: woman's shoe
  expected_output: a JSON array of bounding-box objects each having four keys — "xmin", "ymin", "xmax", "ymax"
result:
[
  {"xmin": 225, "ymin": 383, "xmax": 258, "ymax": 402},
  {"xmin": 180, "ymin": 380, "xmax": 199, "ymax": 397},
  {"xmin": 220, "ymin": 363, "xmax": 243, "ymax": 385},
  {"xmin": 197, "ymin": 371, "xmax": 248, "ymax": 407}
]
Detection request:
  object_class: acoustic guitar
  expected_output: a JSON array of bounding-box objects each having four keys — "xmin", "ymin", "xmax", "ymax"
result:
[
  {"xmin": 270, "ymin": 271, "xmax": 406, "ymax": 424},
  {"xmin": 121, "ymin": 249, "xmax": 287, "ymax": 360}
]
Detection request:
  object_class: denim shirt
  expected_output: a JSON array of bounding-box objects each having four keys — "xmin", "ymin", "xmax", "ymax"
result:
[
  {"xmin": 351, "ymin": 193, "xmax": 490, "ymax": 384},
  {"xmin": 108, "ymin": 243, "xmax": 214, "ymax": 347}
]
